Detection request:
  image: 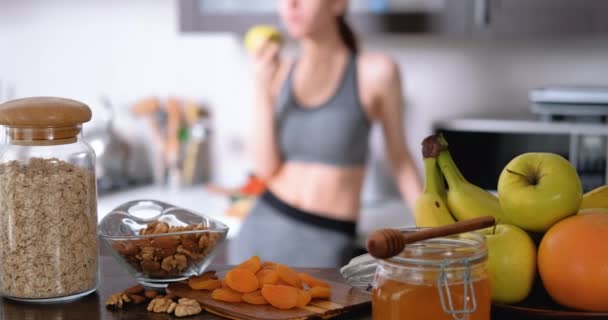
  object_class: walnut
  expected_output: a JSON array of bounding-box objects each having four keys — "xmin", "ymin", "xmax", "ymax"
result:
[
  {"xmin": 177, "ymin": 245, "xmax": 203, "ymax": 260},
  {"xmin": 140, "ymin": 247, "xmax": 157, "ymax": 261},
  {"xmin": 142, "ymin": 221, "xmax": 170, "ymax": 235},
  {"xmin": 174, "ymin": 298, "xmax": 202, "ymax": 317},
  {"xmin": 161, "ymin": 254, "xmax": 188, "ymax": 272},
  {"xmin": 198, "ymin": 234, "xmax": 210, "ymax": 249},
  {"xmin": 106, "ymin": 293, "xmax": 131, "ymax": 310},
  {"xmin": 147, "ymin": 297, "xmax": 177, "ymax": 314}
]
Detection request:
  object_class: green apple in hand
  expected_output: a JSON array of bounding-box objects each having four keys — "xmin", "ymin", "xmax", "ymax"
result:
[
  {"xmin": 482, "ymin": 224, "xmax": 536, "ymax": 304},
  {"xmin": 498, "ymin": 153, "xmax": 582, "ymax": 232}
]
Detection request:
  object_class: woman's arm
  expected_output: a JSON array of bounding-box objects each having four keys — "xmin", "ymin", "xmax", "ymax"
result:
[
  {"xmin": 362, "ymin": 54, "xmax": 423, "ymax": 209},
  {"xmin": 249, "ymin": 42, "xmax": 285, "ymax": 180}
]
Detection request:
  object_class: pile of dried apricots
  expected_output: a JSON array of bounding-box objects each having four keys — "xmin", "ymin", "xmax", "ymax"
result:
[{"xmin": 187, "ymin": 256, "xmax": 332, "ymax": 310}]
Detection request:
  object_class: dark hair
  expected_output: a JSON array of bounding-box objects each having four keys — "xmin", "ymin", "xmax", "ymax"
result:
[{"xmin": 337, "ymin": 15, "xmax": 358, "ymax": 53}]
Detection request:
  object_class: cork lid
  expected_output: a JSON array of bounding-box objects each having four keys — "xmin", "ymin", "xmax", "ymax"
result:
[
  {"xmin": 0, "ymin": 97, "xmax": 92, "ymax": 127},
  {"xmin": 0, "ymin": 97, "xmax": 92, "ymax": 145}
]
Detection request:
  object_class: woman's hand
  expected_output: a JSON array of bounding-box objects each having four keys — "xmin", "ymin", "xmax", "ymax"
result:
[{"xmin": 251, "ymin": 40, "xmax": 282, "ymax": 100}]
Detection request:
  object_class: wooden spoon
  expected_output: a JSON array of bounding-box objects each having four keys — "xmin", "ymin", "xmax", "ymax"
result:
[{"xmin": 366, "ymin": 216, "xmax": 495, "ymax": 259}]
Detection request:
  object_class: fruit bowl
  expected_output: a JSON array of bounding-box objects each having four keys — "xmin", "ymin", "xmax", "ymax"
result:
[{"xmin": 99, "ymin": 200, "xmax": 229, "ymax": 288}]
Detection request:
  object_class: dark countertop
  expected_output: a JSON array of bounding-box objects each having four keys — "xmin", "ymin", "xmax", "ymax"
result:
[
  {"xmin": 0, "ymin": 251, "xmax": 535, "ymax": 320},
  {"xmin": 0, "ymin": 254, "xmax": 371, "ymax": 320}
]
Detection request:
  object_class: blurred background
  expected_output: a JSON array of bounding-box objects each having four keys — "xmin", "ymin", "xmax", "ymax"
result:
[{"xmin": 1, "ymin": 0, "xmax": 608, "ymax": 254}]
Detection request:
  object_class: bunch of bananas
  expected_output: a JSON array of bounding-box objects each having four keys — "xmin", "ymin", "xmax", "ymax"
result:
[
  {"xmin": 414, "ymin": 134, "xmax": 608, "ymax": 227},
  {"xmin": 580, "ymin": 185, "xmax": 608, "ymax": 212},
  {"xmin": 414, "ymin": 134, "xmax": 510, "ymax": 227}
]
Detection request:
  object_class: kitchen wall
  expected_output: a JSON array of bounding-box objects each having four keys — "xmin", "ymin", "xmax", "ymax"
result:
[{"xmin": 2, "ymin": 0, "xmax": 608, "ymax": 199}]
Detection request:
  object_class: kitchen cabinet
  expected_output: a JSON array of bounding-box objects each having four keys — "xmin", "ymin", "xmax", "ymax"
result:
[
  {"xmin": 179, "ymin": 0, "xmax": 469, "ymax": 34},
  {"xmin": 179, "ymin": 0, "xmax": 608, "ymax": 36},
  {"xmin": 471, "ymin": 0, "xmax": 608, "ymax": 36}
]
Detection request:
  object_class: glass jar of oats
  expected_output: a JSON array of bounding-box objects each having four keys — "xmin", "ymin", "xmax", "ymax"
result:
[{"xmin": 0, "ymin": 97, "xmax": 98, "ymax": 302}]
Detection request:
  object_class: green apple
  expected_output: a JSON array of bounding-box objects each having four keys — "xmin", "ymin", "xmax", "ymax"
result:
[
  {"xmin": 481, "ymin": 224, "xmax": 537, "ymax": 304},
  {"xmin": 497, "ymin": 153, "xmax": 582, "ymax": 232},
  {"xmin": 244, "ymin": 25, "xmax": 283, "ymax": 53}
]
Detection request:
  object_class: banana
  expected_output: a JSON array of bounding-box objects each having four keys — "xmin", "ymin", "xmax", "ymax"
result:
[
  {"xmin": 436, "ymin": 136, "xmax": 510, "ymax": 224},
  {"xmin": 414, "ymin": 157, "xmax": 456, "ymax": 227},
  {"xmin": 581, "ymin": 185, "xmax": 608, "ymax": 209}
]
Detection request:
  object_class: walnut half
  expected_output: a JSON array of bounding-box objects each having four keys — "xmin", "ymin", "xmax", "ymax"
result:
[
  {"xmin": 106, "ymin": 293, "xmax": 131, "ymax": 310},
  {"xmin": 147, "ymin": 297, "xmax": 177, "ymax": 314},
  {"xmin": 174, "ymin": 298, "xmax": 202, "ymax": 317}
]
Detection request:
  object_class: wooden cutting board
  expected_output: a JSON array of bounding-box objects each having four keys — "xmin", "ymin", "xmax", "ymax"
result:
[{"xmin": 167, "ymin": 274, "xmax": 371, "ymax": 320}]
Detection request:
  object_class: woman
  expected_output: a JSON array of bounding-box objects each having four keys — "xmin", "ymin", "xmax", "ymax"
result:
[{"xmin": 229, "ymin": 0, "xmax": 422, "ymax": 267}]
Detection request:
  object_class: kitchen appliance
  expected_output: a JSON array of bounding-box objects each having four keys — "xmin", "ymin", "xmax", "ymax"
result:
[
  {"xmin": 530, "ymin": 86, "xmax": 608, "ymax": 121},
  {"xmin": 530, "ymin": 86, "xmax": 608, "ymax": 190}
]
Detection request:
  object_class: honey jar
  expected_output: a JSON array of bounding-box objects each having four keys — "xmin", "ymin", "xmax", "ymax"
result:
[{"xmin": 371, "ymin": 230, "xmax": 490, "ymax": 320}]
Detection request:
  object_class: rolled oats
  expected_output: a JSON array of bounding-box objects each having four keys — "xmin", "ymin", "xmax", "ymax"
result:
[{"xmin": 0, "ymin": 158, "xmax": 98, "ymax": 299}]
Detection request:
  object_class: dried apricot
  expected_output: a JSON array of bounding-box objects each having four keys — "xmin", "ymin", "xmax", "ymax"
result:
[
  {"xmin": 188, "ymin": 279, "xmax": 222, "ymax": 291},
  {"xmin": 276, "ymin": 264, "xmax": 302, "ymax": 289},
  {"xmin": 261, "ymin": 261, "xmax": 277, "ymax": 269},
  {"xmin": 225, "ymin": 268, "xmax": 259, "ymax": 293},
  {"xmin": 256, "ymin": 269, "xmax": 279, "ymax": 286},
  {"xmin": 308, "ymin": 286, "xmax": 331, "ymax": 300},
  {"xmin": 299, "ymin": 273, "xmax": 330, "ymax": 288},
  {"xmin": 296, "ymin": 290, "xmax": 311, "ymax": 308},
  {"xmin": 261, "ymin": 285, "xmax": 299, "ymax": 310},
  {"xmin": 237, "ymin": 256, "xmax": 262, "ymax": 274},
  {"xmin": 221, "ymin": 278, "xmax": 229, "ymax": 289},
  {"xmin": 242, "ymin": 290, "xmax": 269, "ymax": 305},
  {"xmin": 211, "ymin": 288, "xmax": 243, "ymax": 303}
]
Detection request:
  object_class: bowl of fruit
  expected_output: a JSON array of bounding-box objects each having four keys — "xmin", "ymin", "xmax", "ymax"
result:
[{"xmin": 411, "ymin": 134, "xmax": 608, "ymax": 318}]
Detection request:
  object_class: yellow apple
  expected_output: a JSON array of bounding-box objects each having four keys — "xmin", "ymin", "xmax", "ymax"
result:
[
  {"xmin": 497, "ymin": 153, "xmax": 582, "ymax": 232},
  {"xmin": 481, "ymin": 224, "xmax": 537, "ymax": 304},
  {"xmin": 244, "ymin": 25, "xmax": 283, "ymax": 53}
]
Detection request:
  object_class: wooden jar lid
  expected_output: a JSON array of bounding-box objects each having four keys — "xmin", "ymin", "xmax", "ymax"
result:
[
  {"xmin": 0, "ymin": 97, "xmax": 92, "ymax": 127},
  {"xmin": 0, "ymin": 97, "xmax": 92, "ymax": 144}
]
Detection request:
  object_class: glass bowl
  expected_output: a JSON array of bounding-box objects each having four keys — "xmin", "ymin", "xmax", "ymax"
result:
[{"xmin": 99, "ymin": 200, "xmax": 229, "ymax": 288}]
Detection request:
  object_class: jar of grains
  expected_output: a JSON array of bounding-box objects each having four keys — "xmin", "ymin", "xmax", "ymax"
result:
[{"xmin": 0, "ymin": 97, "xmax": 98, "ymax": 302}]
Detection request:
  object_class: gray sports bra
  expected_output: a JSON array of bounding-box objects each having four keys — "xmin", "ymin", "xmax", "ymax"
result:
[{"xmin": 276, "ymin": 54, "xmax": 371, "ymax": 167}]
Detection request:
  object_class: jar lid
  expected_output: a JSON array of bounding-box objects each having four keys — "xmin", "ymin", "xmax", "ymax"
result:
[
  {"xmin": 340, "ymin": 229, "xmax": 487, "ymax": 289},
  {"xmin": 0, "ymin": 97, "xmax": 92, "ymax": 144},
  {"xmin": 0, "ymin": 97, "xmax": 92, "ymax": 128}
]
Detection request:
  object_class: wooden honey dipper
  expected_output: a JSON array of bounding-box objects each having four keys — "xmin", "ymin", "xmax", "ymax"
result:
[{"xmin": 366, "ymin": 216, "xmax": 496, "ymax": 259}]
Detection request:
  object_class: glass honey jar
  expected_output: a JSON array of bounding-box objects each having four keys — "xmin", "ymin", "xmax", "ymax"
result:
[{"xmin": 371, "ymin": 230, "xmax": 490, "ymax": 320}]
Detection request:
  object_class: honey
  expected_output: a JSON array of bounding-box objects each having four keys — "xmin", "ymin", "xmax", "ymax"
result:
[
  {"xmin": 370, "ymin": 230, "xmax": 490, "ymax": 320},
  {"xmin": 372, "ymin": 277, "xmax": 491, "ymax": 320}
]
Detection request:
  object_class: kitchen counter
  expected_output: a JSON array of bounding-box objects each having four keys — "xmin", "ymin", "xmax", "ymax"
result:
[
  {"xmin": 0, "ymin": 249, "xmax": 537, "ymax": 320},
  {"xmin": 0, "ymin": 249, "xmax": 370, "ymax": 320}
]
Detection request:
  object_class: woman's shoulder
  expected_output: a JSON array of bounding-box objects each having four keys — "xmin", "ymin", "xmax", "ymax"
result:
[{"xmin": 357, "ymin": 52, "xmax": 402, "ymax": 86}]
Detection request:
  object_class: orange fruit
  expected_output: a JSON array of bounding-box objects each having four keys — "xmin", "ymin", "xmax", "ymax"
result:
[{"xmin": 538, "ymin": 213, "xmax": 608, "ymax": 311}]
